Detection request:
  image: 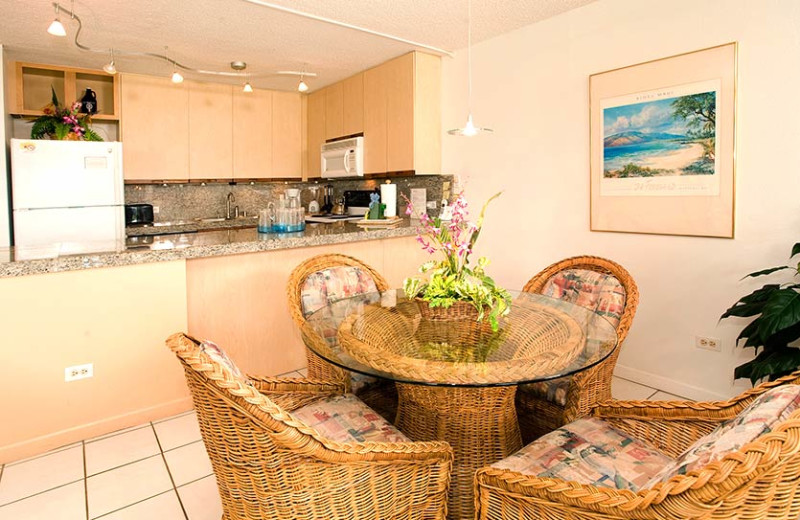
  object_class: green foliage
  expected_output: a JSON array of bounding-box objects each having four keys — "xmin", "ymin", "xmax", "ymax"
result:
[
  {"xmin": 722, "ymin": 242, "xmax": 800, "ymax": 384},
  {"xmin": 672, "ymin": 93, "xmax": 716, "ymax": 137},
  {"xmin": 614, "ymin": 163, "xmax": 660, "ymax": 178},
  {"xmin": 403, "ymin": 192, "xmax": 511, "ymax": 331},
  {"xmin": 29, "ymin": 86, "xmax": 103, "ymax": 141}
]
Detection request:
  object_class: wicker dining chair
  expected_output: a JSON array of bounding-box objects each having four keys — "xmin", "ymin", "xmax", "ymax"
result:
[
  {"xmin": 516, "ymin": 255, "xmax": 639, "ymax": 442},
  {"xmin": 166, "ymin": 332, "xmax": 452, "ymax": 520},
  {"xmin": 287, "ymin": 253, "xmax": 398, "ymax": 420},
  {"xmin": 476, "ymin": 370, "xmax": 800, "ymax": 520}
]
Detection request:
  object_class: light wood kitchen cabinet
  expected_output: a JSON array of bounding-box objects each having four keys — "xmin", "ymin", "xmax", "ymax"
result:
[
  {"xmin": 386, "ymin": 53, "xmax": 414, "ymax": 172},
  {"xmin": 364, "ymin": 63, "xmax": 388, "ymax": 174},
  {"xmin": 233, "ymin": 88, "xmax": 272, "ymax": 179},
  {"xmin": 363, "ymin": 52, "xmax": 441, "ymax": 175},
  {"xmin": 324, "ymin": 83, "xmax": 343, "ymax": 140},
  {"xmin": 305, "ymin": 89, "xmax": 326, "ymax": 178},
  {"xmin": 342, "ymin": 73, "xmax": 364, "ymax": 136},
  {"xmin": 189, "ymin": 81, "xmax": 233, "ymax": 180},
  {"xmin": 271, "ymin": 91, "xmax": 302, "ymax": 178},
  {"xmin": 10, "ymin": 62, "xmax": 120, "ymax": 120},
  {"xmin": 120, "ymin": 74, "xmax": 189, "ymax": 181}
]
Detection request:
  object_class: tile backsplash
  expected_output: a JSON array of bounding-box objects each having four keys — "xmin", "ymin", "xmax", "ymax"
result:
[{"xmin": 124, "ymin": 175, "xmax": 453, "ymax": 223}]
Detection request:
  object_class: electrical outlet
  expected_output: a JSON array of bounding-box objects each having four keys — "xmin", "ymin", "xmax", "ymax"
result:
[
  {"xmin": 153, "ymin": 206, "xmax": 160, "ymax": 214},
  {"xmin": 426, "ymin": 201, "xmax": 437, "ymax": 209},
  {"xmin": 65, "ymin": 363, "xmax": 93, "ymax": 382},
  {"xmin": 695, "ymin": 336, "xmax": 721, "ymax": 352}
]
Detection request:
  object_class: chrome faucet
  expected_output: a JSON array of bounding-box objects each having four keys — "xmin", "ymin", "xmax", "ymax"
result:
[{"xmin": 226, "ymin": 192, "xmax": 236, "ymax": 220}]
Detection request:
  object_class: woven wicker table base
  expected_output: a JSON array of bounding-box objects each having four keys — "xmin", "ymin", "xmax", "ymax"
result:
[{"xmin": 395, "ymin": 383, "xmax": 522, "ymax": 520}]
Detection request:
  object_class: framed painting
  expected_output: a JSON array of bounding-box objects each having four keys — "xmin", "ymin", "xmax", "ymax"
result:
[{"xmin": 589, "ymin": 43, "xmax": 737, "ymax": 238}]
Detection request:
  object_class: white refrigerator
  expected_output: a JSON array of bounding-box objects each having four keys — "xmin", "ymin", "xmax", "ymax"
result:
[{"xmin": 10, "ymin": 139, "xmax": 125, "ymax": 256}]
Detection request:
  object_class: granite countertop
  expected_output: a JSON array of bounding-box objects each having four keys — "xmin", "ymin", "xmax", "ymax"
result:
[
  {"xmin": 125, "ymin": 216, "xmax": 260, "ymax": 236},
  {"xmin": 0, "ymin": 220, "xmax": 417, "ymax": 278}
]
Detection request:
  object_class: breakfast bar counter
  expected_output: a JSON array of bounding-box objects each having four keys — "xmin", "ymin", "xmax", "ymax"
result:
[{"xmin": 0, "ymin": 220, "xmax": 416, "ymax": 278}]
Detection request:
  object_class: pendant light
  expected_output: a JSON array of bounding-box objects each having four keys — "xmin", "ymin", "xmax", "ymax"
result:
[
  {"xmin": 47, "ymin": 3, "xmax": 67, "ymax": 36},
  {"xmin": 448, "ymin": 0, "xmax": 492, "ymax": 136},
  {"xmin": 103, "ymin": 48, "xmax": 117, "ymax": 74},
  {"xmin": 298, "ymin": 76, "xmax": 309, "ymax": 92},
  {"xmin": 166, "ymin": 47, "xmax": 184, "ymax": 83}
]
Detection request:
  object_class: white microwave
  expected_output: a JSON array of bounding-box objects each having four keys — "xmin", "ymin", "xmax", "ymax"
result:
[{"xmin": 321, "ymin": 136, "xmax": 364, "ymax": 178}]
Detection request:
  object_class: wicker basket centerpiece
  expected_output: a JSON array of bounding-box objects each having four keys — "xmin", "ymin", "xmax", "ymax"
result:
[
  {"xmin": 403, "ymin": 191, "xmax": 510, "ymax": 331},
  {"xmin": 337, "ymin": 300, "xmax": 585, "ymax": 385}
]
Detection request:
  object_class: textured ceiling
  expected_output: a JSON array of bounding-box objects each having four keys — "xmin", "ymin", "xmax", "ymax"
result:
[{"xmin": 1, "ymin": 0, "xmax": 595, "ymax": 91}]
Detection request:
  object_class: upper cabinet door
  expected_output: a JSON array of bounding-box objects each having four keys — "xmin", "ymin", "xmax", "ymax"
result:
[
  {"xmin": 120, "ymin": 74, "xmax": 189, "ymax": 181},
  {"xmin": 272, "ymin": 91, "xmax": 302, "ymax": 178},
  {"xmin": 306, "ymin": 89, "xmax": 326, "ymax": 178},
  {"xmin": 324, "ymin": 83, "xmax": 344, "ymax": 140},
  {"xmin": 386, "ymin": 53, "xmax": 415, "ymax": 172},
  {"xmin": 189, "ymin": 81, "xmax": 233, "ymax": 180},
  {"xmin": 342, "ymin": 73, "xmax": 364, "ymax": 137},
  {"xmin": 233, "ymin": 88, "xmax": 272, "ymax": 180},
  {"xmin": 364, "ymin": 64, "xmax": 388, "ymax": 174}
]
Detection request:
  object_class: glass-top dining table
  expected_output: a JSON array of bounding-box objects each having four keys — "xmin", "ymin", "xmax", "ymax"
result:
[{"xmin": 300, "ymin": 289, "xmax": 618, "ymax": 520}]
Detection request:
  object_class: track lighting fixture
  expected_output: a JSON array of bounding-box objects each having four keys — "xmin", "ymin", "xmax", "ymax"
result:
[
  {"xmin": 45, "ymin": 2, "xmax": 323, "ymax": 88},
  {"xmin": 102, "ymin": 48, "xmax": 117, "ymax": 74},
  {"xmin": 47, "ymin": 3, "xmax": 66, "ymax": 36}
]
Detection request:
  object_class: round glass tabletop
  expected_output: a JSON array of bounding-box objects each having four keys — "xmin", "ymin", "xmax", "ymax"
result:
[{"xmin": 300, "ymin": 289, "xmax": 618, "ymax": 387}]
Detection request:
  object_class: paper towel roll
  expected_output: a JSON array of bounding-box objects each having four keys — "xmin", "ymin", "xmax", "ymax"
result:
[{"xmin": 380, "ymin": 182, "xmax": 397, "ymax": 217}]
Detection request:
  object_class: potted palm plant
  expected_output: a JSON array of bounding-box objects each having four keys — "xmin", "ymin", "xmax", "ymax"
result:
[{"xmin": 721, "ymin": 242, "xmax": 800, "ymax": 384}]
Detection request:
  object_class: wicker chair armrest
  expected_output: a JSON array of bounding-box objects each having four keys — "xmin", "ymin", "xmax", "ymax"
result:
[
  {"xmin": 475, "ymin": 468, "xmax": 664, "ymax": 520},
  {"xmin": 247, "ymin": 375, "xmax": 346, "ymax": 395},
  {"xmin": 592, "ymin": 397, "xmax": 742, "ymax": 421}
]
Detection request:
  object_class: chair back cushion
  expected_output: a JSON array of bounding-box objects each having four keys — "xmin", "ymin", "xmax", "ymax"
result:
[
  {"xmin": 542, "ymin": 268, "xmax": 626, "ymax": 328},
  {"xmin": 291, "ymin": 394, "xmax": 408, "ymax": 444},
  {"xmin": 646, "ymin": 385, "xmax": 800, "ymax": 485},
  {"xmin": 200, "ymin": 339, "xmax": 248, "ymax": 382},
  {"xmin": 300, "ymin": 266, "xmax": 380, "ymax": 317},
  {"xmin": 493, "ymin": 417, "xmax": 672, "ymax": 491}
]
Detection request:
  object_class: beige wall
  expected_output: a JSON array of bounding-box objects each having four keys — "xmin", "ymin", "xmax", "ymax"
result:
[
  {"xmin": 441, "ymin": 0, "xmax": 800, "ymax": 400},
  {"xmin": 187, "ymin": 236, "xmax": 430, "ymax": 376},
  {"xmin": 0, "ymin": 261, "xmax": 189, "ymax": 463}
]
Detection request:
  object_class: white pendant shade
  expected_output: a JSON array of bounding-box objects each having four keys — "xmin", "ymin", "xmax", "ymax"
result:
[
  {"xmin": 47, "ymin": 18, "xmax": 66, "ymax": 37},
  {"xmin": 243, "ymin": 82, "xmax": 253, "ymax": 93},
  {"xmin": 448, "ymin": 114, "xmax": 492, "ymax": 136},
  {"xmin": 171, "ymin": 71, "xmax": 184, "ymax": 84},
  {"xmin": 449, "ymin": 0, "xmax": 491, "ymax": 137},
  {"xmin": 297, "ymin": 79, "xmax": 309, "ymax": 92},
  {"xmin": 102, "ymin": 60, "xmax": 116, "ymax": 74}
]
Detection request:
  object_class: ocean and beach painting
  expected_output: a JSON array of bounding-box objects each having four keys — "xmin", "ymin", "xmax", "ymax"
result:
[{"xmin": 603, "ymin": 90, "xmax": 717, "ymax": 179}]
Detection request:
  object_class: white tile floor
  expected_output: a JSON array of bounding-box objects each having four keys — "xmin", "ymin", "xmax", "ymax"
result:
[{"xmin": 0, "ymin": 371, "xmax": 684, "ymax": 519}]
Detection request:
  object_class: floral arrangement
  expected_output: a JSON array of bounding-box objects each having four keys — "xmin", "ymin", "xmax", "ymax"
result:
[
  {"xmin": 30, "ymin": 87, "xmax": 102, "ymax": 141},
  {"xmin": 403, "ymin": 191, "xmax": 511, "ymax": 330}
]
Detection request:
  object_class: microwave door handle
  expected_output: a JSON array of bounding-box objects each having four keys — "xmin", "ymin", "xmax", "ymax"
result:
[{"xmin": 343, "ymin": 149, "xmax": 352, "ymax": 174}]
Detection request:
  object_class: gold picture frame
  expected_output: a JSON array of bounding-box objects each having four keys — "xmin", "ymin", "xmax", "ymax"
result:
[{"xmin": 589, "ymin": 43, "xmax": 737, "ymax": 238}]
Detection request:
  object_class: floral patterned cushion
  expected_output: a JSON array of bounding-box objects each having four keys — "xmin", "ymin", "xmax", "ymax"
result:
[
  {"xmin": 542, "ymin": 269, "xmax": 626, "ymax": 328},
  {"xmin": 291, "ymin": 394, "xmax": 409, "ymax": 444},
  {"xmin": 646, "ymin": 385, "xmax": 800, "ymax": 486},
  {"xmin": 493, "ymin": 417, "xmax": 672, "ymax": 491},
  {"xmin": 300, "ymin": 266, "xmax": 380, "ymax": 317},
  {"xmin": 200, "ymin": 340, "xmax": 248, "ymax": 382}
]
